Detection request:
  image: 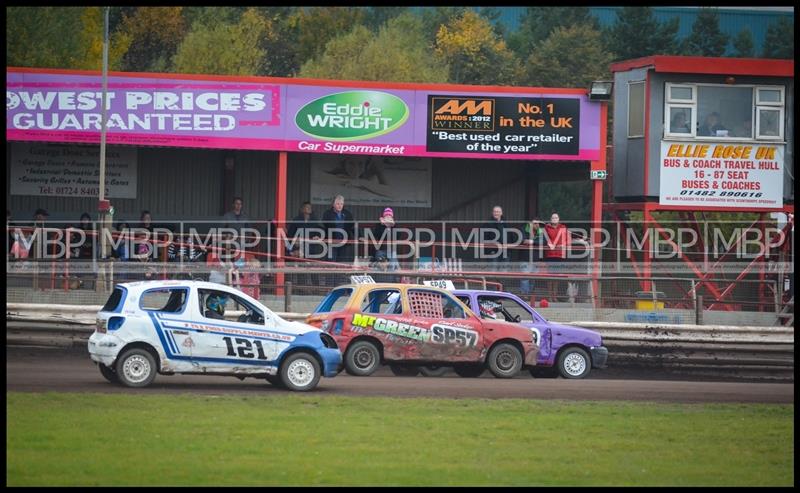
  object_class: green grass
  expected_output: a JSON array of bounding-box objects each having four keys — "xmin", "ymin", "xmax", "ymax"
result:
[{"xmin": 6, "ymin": 392, "xmax": 794, "ymax": 486}]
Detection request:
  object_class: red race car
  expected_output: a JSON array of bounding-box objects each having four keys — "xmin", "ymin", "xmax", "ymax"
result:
[{"xmin": 306, "ymin": 282, "xmax": 539, "ymax": 378}]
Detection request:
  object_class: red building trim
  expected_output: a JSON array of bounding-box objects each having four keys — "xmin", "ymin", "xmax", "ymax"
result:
[{"xmin": 610, "ymin": 56, "xmax": 794, "ymax": 77}]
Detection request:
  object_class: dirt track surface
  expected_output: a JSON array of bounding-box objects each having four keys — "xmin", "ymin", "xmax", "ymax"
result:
[{"xmin": 6, "ymin": 346, "xmax": 794, "ymax": 404}]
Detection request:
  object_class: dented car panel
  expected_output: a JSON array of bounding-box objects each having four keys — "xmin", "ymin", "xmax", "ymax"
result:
[
  {"xmin": 306, "ymin": 283, "xmax": 538, "ymax": 371},
  {"xmin": 88, "ymin": 280, "xmax": 342, "ymax": 390},
  {"xmin": 452, "ymin": 289, "xmax": 607, "ymax": 372}
]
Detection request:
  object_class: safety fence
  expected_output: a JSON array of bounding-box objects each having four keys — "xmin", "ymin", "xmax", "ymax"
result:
[
  {"xmin": 6, "ymin": 219, "xmax": 794, "ymax": 324},
  {"xmin": 6, "ymin": 303, "xmax": 793, "ymax": 382}
]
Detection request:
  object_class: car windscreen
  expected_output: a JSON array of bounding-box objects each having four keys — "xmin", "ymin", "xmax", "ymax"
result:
[{"xmin": 313, "ymin": 287, "xmax": 353, "ymax": 313}]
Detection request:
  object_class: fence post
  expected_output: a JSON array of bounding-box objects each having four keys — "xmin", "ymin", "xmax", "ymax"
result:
[
  {"xmin": 284, "ymin": 280, "xmax": 292, "ymax": 313},
  {"xmin": 695, "ymin": 294, "xmax": 703, "ymax": 325}
]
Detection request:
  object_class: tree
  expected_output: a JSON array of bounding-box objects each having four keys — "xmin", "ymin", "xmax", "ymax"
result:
[
  {"xmin": 172, "ymin": 8, "xmax": 273, "ymax": 76},
  {"xmin": 524, "ymin": 24, "xmax": 613, "ymax": 89},
  {"xmin": 117, "ymin": 7, "xmax": 187, "ymax": 72},
  {"xmin": 7, "ymin": 7, "xmax": 130, "ymax": 70},
  {"xmin": 291, "ymin": 7, "xmax": 366, "ymax": 64},
  {"xmin": 762, "ymin": 17, "xmax": 793, "ymax": 59},
  {"xmin": 434, "ymin": 10, "xmax": 518, "ymax": 85},
  {"xmin": 682, "ymin": 7, "xmax": 729, "ymax": 57},
  {"xmin": 362, "ymin": 6, "xmax": 409, "ymax": 32},
  {"xmin": 508, "ymin": 7, "xmax": 599, "ymax": 58},
  {"xmin": 299, "ymin": 13, "xmax": 449, "ymax": 83},
  {"xmin": 605, "ymin": 7, "xmax": 680, "ymax": 61},
  {"xmin": 731, "ymin": 28, "xmax": 755, "ymax": 58}
]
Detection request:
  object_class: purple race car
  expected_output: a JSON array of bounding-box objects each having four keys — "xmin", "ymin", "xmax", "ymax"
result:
[{"xmin": 452, "ymin": 289, "xmax": 608, "ymax": 379}]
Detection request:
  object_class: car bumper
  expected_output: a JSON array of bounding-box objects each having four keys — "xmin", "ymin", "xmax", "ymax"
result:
[
  {"xmin": 319, "ymin": 347, "xmax": 343, "ymax": 378},
  {"xmin": 590, "ymin": 346, "xmax": 609, "ymax": 368},
  {"xmin": 87, "ymin": 332, "xmax": 125, "ymax": 367}
]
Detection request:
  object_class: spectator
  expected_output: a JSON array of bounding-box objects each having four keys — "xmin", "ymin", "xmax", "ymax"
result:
[
  {"xmin": 69, "ymin": 212, "xmax": 95, "ymax": 260},
  {"xmin": 543, "ymin": 212, "xmax": 569, "ymax": 263},
  {"xmin": 481, "ymin": 205, "xmax": 512, "ymax": 269},
  {"xmin": 322, "ymin": 195, "xmax": 355, "ymax": 264},
  {"xmin": 223, "ymin": 196, "xmax": 253, "ymax": 245},
  {"xmin": 698, "ymin": 112, "xmax": 728, "ymax": 137},
  {"xmin": 207, "ymin": 238, "xmax": 234, "ymax": 285},
  {"xmin": 373, "ymin": 207, "xmax": 399, "ymax": 270},
  {"xmin": 286, "ymin": 201, "xmax": 322, "ymax": 259},
  {"xmin": 520, "ymin": 218, "xmax": 545, "ymax": 296},
  {"xmin": 167, "ymin": 231, "xmax": 207, "ymax": 280},
  {"xmin": 29, "ymin": 208, "xmax": 50, "ymax": 259},
  {"xmin": 670, "ymin": 112, "xmax": 690, "ymax": 133},
  {"xmin": 232, "ymin": 253, "xmax": 261, "ymax": 301}
]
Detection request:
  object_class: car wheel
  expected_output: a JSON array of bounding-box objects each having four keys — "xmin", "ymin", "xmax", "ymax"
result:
[
  {"xmin": 529, "ymin": 366, "xmax": 558, "ymax": 378},
  {"xmin": 265, "ymin": 374, "xmax": 285, "ymax": 388},
  {"xmin": 344, "ymin": 340, "xmax": 381, "ymax": 376},
  {"xmin": 419, "ymin": 365, "xmax": 450, "ymax": 377},
  {"xmin": 487, "ymin": 343, "xmax": 523, "ymax": 378},
  {"xmin": 280, "ymin": 352, "xmax": 321, "ymax": 391},
  {"xmin": 114, "ymin": 348, "xmax": 157, "ymax": 388},
  {"xmin": 557, "ymin": 347, "xmax": 591, "ymax": 379},
  {"xmin": 389, "ymin": 364, "xmax": 420, "ymax": 377},
  {"xmin": 98, "ymin": 363, "xmax": 119, "ymax": 384},
  {"xmin": 453, "ymin": 364, "xmax": 485, "ymax": 378}
]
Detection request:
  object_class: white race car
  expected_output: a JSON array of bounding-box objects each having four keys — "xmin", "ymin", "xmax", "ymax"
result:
[{"xmin": 88, "ymin": 280, "xmax": 342, "ymax": 391}]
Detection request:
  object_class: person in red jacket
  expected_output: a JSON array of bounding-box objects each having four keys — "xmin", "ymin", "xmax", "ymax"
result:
[{"xmin": 543, "ymin": 212, "xmax": 569, "ymax": 262}]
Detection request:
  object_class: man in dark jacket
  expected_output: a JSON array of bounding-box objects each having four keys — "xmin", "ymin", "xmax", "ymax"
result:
[{"xmin": 321, "ymin": 195, "xmax": 355, "ymax": 264}]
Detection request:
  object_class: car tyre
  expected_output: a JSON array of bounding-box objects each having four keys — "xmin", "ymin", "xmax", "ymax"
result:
[
  {"xmin": 98, "ymin": 363, "xmax": 119, "ymax": 384},
  {"xmin": 557, "ymin": 347, "xmax": 591, "ymax": 379},
  {"xmin": 344, "ymin": 340, "xmax": 381, "ymax": 376},
  {"xmin": 115, "ymin": 348, "xmax": 157, "ymax": 388},
  {"xmin": 389, "ymin": 364, "xmax": 420, "ymax": 377},
  {"xmin": 487, "ymin": 343, "xmax": 523, "ymax": 378},
  {"xmin": 453, "ymin": 364, "xmax": 485, "ymax": 378},
  {"xmin": 280, "ymin": 352, "xmax": 321, "ymax": 391},
  {"xmin": 419, "ymin": 365, "xmax": 450, "ymax": 377}
]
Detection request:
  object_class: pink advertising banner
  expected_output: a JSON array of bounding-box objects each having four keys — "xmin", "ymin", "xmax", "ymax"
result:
[{"xmin": 7, "ymin": 69, "xmax": 602, "ymax": 161}]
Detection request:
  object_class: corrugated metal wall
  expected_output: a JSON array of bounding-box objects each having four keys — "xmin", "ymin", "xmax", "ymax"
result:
[{"xmin": 7, "ymin": 143, "xmax": 578, "ymax": 227}]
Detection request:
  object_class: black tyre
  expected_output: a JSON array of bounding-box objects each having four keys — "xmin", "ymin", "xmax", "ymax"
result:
[
  {"xmin": 557, "ymin": 347, "xmax": 591, "ymax": 379},
  {"xmin": 453, "ymin": 364, "xmax": 485, "ymax": 378},
  {"xmin": 529, "ymin": 366, "xmax": 558, "ymax": 378},
  {"xmin": 419, "ymin": 365, "xmax": 450, "ymax": 377},
  {"xmin": 98, "ymin": 363, "xmax": 119, "ymax": 384},
  {"xmin": 279, "ymin": 352, "xmax": 321, "ymax": 391},
  {"xmin": 265, "ymin": 374, "xmax": 285, "ymax": 387},
  {"xmin": 487, "ymin": 343, "xmax": 523, "ymax": 378},
  {"xmin": 344, "ymin": 340, "xmax": 381, "ymax": 376},
  {"xmin": 389, "ymin": 364, "xmax": 420, "ymax": 377},
  {"xmin": 114, "ymin": 348, "xmax": 157, "ymax": 388}
]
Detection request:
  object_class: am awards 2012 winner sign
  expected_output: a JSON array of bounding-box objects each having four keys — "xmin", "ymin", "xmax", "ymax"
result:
[
  {"xmin": 9, "ymin": 142, "xmax": 138, "ymax": 198},
  {"xmin": 659, "ymin": 141, "xmax": 784, "ymax": 209}
]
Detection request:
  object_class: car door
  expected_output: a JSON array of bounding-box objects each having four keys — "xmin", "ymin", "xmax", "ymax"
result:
[
  {"xmin": 190, "ymin": 288, "xmax": 290, "ymax": 371},
  {"xmin": 139, "ymin": 287, "xmax": 195, "ymax": 364},
  {"xmin": 407, "ymin": 288, "xmax": 483, "ymax": 363},
  {"xmin": 347, "ymin": 287, "xmax": 418, "ymax": 360},
  {"xmin": 476, "ymin": 293, "xmax": 551, "ymax": 361}
]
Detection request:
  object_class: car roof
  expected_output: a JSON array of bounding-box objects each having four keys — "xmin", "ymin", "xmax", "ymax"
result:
[
  {"xmin": 116, "ymin": 280, "xmax": 240, "ymax": 294},
  {"xmin": 452, "ymin": 289, "xmax": 517, "ymax": 297}
]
